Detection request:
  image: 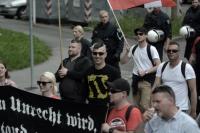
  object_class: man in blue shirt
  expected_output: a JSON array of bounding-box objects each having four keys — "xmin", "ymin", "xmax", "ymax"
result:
[{"xmin": 144, "ymin": 85, "xmax": 200, "ymax": 133}]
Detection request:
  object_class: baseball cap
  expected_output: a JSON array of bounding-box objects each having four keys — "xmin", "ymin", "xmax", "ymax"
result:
[
  {"xmin": 134, "ymin": 27, "xmax": 147, "ymax": 35},
  {"xmin": 107, "ymin": 78, "xmax": 130, "ymax": 95}
]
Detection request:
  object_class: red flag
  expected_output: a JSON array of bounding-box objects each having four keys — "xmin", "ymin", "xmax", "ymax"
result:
[
  {"xmin": 144, "ymin": 0, "xmax": 176, "ymax": 7},
  {"xmin": 108, "ymin": 0, "xmax": 158, "ymax": 10},
  {"xmin": 162, "ymin": 0, "xmax": 176, "ymax": 7}
]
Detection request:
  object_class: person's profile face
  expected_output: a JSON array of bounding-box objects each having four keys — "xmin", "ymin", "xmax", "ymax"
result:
[
  {"xmin": 73, "ymin": 28, "xmax": 82, "ymax": 39},
  {"xmin": 0, "ymin": 63, "xmax": 6, "ymax": 78},
  {"xmin": 152, "ymin": 92, "xmax": 173, "ymax": 119}
]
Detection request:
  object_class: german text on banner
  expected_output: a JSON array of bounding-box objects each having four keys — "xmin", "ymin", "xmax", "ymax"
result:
[{"xmin": 0, "ymin": 86, "xmax": 107, "ymax": 133}]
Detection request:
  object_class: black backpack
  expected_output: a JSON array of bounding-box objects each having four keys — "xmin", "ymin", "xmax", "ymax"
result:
[
  {"xmin": 132, "ymin": 44, "xmax": 154, "ymax": 66},
  {"xmin": 161, "ymin": 61, "xmax": 186, "ymax": 79},
  {"xmin": 161, "ymin": 61, "xmax": 191, "ymax": 99}
]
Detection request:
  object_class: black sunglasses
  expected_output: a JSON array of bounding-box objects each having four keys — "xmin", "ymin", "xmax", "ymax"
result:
[
  {"xmin": 37, "ymin": 81, "xmax": 51, "ymax": 86},
  {"xmin": 167, "ymin": 49, "xmax": 179, "ymax": 53},
  {"xmin": 92, "ymin": 52, "xmax": 104, "ymax": 56},
  {"xmin": 136, "ymin": 32, "xmax": 144, "ymax": 36}
]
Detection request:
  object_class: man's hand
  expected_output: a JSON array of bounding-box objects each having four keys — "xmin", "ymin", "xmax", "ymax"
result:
[
  {"xmin": 143, "ymin": 108, "xmax": 155, "ymax": 122},
  {"xmin": 58, "ymin": 67, "xmax": 68, "ymax": 78},
  {"xmin": 101, "ymin": 123, "xmax": 111, "ymax": 133},
  {"xmin": 138, "ymin": 70, "xmax": 146, "ymax": 77},
  {"xmin": 190, "ymin": 110, "xmax": 197, "ymax": 119}
]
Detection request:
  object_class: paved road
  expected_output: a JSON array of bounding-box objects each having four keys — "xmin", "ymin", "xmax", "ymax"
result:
[{"xmin": 0, "ymin": 17, "xmax": 186, "ymax": 95}]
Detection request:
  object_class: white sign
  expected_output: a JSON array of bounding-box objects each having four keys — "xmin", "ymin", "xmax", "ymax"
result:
[{"xmin": 144, "ymin": 0, "xmax": 162, "ymax": 8}]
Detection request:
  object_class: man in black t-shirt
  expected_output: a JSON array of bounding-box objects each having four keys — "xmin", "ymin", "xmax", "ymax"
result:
[{"xmin": 85, "ymin": 40, "xmax": 121, "ymax": 106}]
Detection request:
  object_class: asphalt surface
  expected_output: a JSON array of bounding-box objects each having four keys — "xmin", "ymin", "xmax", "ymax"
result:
[{"xmin": 0, "ymin": 17, "xmax": 186, "ymax": 96}]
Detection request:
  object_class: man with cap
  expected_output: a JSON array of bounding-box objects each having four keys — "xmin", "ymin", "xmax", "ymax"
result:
[
  {"xmin": 101, "ymin": 78, "xmax": 143, "ymax": 133},
  {"xmin": 121, "ymin": 27, "xmax": 160, "ymax": 112}
]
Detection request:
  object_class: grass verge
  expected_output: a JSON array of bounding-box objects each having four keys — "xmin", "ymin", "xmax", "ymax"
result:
[{"xmin": 0, "ymin": 28, "xmax": 51, "ymax": 71}]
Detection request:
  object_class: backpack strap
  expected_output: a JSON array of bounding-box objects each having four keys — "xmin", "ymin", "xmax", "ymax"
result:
[
  {"xmin": 161, "ymin": 61, "xmax": 186, "ymax": 79},
  {"xmin": 147, "ymin": 45, "xmax": 154, "ymax": 66},
  {"xmin": 181, "ymin": 61, "xmax": 186, "ymax": 79},
  {"xmin": 132, "ymin": 44, "xmax": 154, "ymax": 66},
  {"xmin": 161, "ymin": 61, "xmax": 169, "ymax": 77},
  {"xmin": 132, "ymin": 45, "xmax": 138, "ymax": 56},
  {"xmin": 107, "ymin": 105, "xmax": 135, "ymax": 122},
  {"xmin": 125, "ymin": 105, "xmax": 135, "ymax": 122}
]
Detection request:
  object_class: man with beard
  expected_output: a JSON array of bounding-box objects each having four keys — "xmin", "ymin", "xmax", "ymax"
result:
[
  {"xmin": 101, "ymin": 78, "xmax": 143, "ymax": 133},
  {"xmin": 55, "ymin": 39, "xmax": 91, "ymax": 103},
  {"xmin": 182, "ymin": 0, "xmax": 200, "ymax": 60},
  {"xmin": 144, "ymin": 85, "xmax": 200, "ymax": 133}
]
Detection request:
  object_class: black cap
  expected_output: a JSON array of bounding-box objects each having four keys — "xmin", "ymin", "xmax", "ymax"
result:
[
  {"xmin": 107, "ymin": 78, "xmax": 130, "ymax": 95},
  {"xmin": 134, "ymin": 27, "xmax": 147, "ymax": 35}
]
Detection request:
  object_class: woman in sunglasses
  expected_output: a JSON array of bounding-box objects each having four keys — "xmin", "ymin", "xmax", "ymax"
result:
[
  {"xmin": 0, "ymin": 60, "xmax": 17, "ymax": 87},
  {"xmin": 38, "ymin": 72, "xmax": 60, "ymax": 99}
]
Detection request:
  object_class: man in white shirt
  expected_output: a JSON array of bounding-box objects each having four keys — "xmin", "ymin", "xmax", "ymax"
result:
[
  {"xmin": 153, "ymin": 41, "xmax": 197, "ymax": 118},
  {"xmin": 121, "ymin": 27, "xmax": 160, "ymax": 111}
]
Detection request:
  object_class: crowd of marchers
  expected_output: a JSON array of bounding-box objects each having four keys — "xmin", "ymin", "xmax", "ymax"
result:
[{"xmin": 1, "ymin": 0, "xmax": 200, "ymax": 132}]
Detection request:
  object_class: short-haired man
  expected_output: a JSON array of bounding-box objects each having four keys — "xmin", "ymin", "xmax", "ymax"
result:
[
  {"xmin": 153, "ymin": 41, "xmax": 197, "ymax": 118},
  {"xmin": 101, "ymin": 78, "xmax": 143, "ymax": 133},
  {"xmin": 55, "ymin": 39, "xmax": 92, "ymax": 103},
  {"xmin": 91, "ymin": 10, "xmax": 124, "ymax": 72},
  {"xmin": 85, "ymin": 40, "xmax": 121, "ymax": 106},
  {"xmin": 144, "ymin": 85, "xmax": 200, "ymax": 133}
]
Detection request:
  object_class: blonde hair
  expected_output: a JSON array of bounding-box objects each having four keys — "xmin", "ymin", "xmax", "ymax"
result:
[
  {"xmin": 73, "ymin": 25, "xmax": 84, "ymax": 35},
  {"xmin": 40, "ymin": 71, "xmax": 58, "ymax": 95}
]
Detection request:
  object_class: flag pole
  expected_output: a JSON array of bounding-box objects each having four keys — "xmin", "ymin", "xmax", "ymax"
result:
[
  {"xmin": 106, "ymin": 0, "xmax": 130, "ymax": 48},
  {"xmin": 57, "ymin": 0, "xmax": 63, "ymax": 66}
]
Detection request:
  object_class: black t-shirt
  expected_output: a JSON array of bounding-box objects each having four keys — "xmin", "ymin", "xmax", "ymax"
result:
[{"xmin": 85, "ymin": 64, "xmax": 121, "ymax": 106}]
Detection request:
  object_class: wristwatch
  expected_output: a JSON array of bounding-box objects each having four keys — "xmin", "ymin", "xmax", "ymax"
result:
[
  {"xmin": 145, "ymin": 70, "xmax": 148, "ymax": 75},
  {"xmin": 108, "ymin": 128, "xmax": 114, "ymax": 133}
]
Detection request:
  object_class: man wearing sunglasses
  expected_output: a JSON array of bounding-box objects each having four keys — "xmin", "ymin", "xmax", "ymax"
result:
[
  {"xmin": 55, "ymin": 39, "xmax": 92, "ymax": 103},
  {"xmin": 121, "ymin": 27, "xmax": 161, "ymax": 112},
  {"xmin": 85, "ymin": 40, "xmax": 121, "ymax": 106},
  {"xmin": 101, "ymin": 78, "xmax": 143, "ymax": 133},
  {"xmin": 153, "ymin": 41, "xmax": 197, "ymax": 118}
]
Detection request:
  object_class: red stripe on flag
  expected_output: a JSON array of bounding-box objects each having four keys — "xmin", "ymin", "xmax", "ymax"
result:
[
  {"xmin": 109, "ymin": 0, "xmax": 159, "ymax": 10},
  {"xmin": 162, "ymin": 0, "xmax": 176, "ymax": 7}
]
